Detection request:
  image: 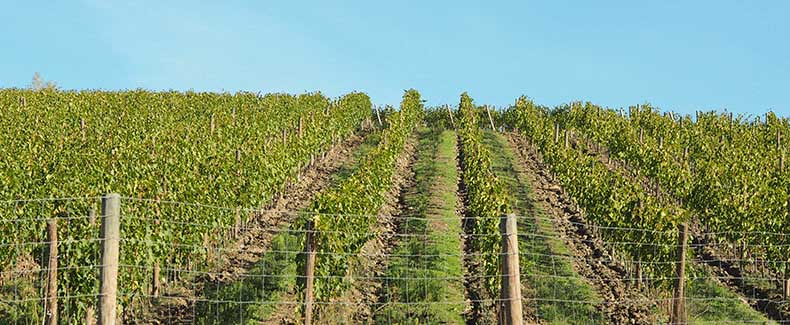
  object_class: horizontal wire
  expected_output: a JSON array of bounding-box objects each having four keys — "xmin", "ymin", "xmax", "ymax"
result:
[{"xmin": 0, "ymin": 196, "xmax": 102, "ymax": 204}]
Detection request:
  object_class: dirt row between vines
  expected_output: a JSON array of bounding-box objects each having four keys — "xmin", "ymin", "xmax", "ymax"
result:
[
  {"xmin": 571, "ymin": 133, "xmax": 790, "ymax": 322},
  {"xmin": 317, "ymin": 136, "xmax": 419, "ymax": 324},
  {"xmin": 506, "ymin": 133, "xmax": 654, "ymax": 324},
  {"xmin": 140, "ymin": 132, "xmax": 369, "ymax": 324}
]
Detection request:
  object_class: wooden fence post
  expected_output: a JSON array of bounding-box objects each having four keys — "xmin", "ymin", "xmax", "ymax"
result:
[
  {"xmin": 447, "ymin": 105, "xmax": 456, "ymax": 129},
  {"xmin": 210, "ymin": 113, "xmax": 215, "ymax": 135},
  {"xmin": 152, "ymin": 262, "xmax": 160, "ymax": 299},
  {"xmin": 499, "ymin": 213, "xmax": 523, "ymax": 325},
  {"xmin": 80, "ymin": 118, "xmax": 86, "ymax": 141},
  {"xmin": 99, "ymin": 193, "xmax": 121, "ymax": 325},
  {"xmin": 783, "ymin": 262, "xmax": 790, "ymax": 300},
  {"xmin": 375, "ymin": 105, "xmax": 382, "ymax": 127},
  {"xmin": 486, "ymin": 105, "xmax": 496, "ymax": 131},
  {"xmin": 303, "ymin": 218, "xmax": 317, "ymax": 325},
  {"xmin": 639, "ymin": 127, "xmax": 644, "ymax": 144},
  {"xmin": 554, "ymin": 123, "xmax": 559, "ymax": 144},
  {"xmin": 671, "ymin": 222, "xmax": 688, "ymax": 324},
  {"xmin": 46, "ymin": 219, "xmax": 58, "ymax": 325},
  {"xmin": 232, "ymin": 107, "xmax": 236, "ymax": 126},
  {"xmin": 778, "ymin": 130, "xmax": 782, "ymax": 150}
]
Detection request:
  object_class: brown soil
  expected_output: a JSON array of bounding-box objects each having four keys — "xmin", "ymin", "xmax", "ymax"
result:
[{"xmin": 507, "ymin": 133, "xmax": 654, "ymax": 324}]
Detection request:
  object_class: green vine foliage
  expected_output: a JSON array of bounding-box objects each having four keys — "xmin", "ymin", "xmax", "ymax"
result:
[
  {"xmin": 457, "ymin": 92, "xmax": 511, "ymax": 296},
  {"xmin": 301, "ymin": 89, "xmax": 423, "ymax": 302},
  {"xmin": 0, "ymin": 89, "xmax": 370, "ymax": 322},
  {"xmin": 504, "ymin": 96, "xmax": 683, "ymax": 285},
  {"xmin": 548, "ymin": 100, "xmax": 790, "ymax": 274}
]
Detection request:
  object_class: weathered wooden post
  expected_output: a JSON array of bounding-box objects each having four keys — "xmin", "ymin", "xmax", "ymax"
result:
[
  {"xmin": 499, "ymin": 213, "xmax": 523, "ymax": 325},
  {"xmin": 554, "ymin": 123, "xmax": 560, "ymax": 144},
  {"xmin": 210, "ymin": 113, "xmax": 215, "ymax": 135},
  {"xmin": 639, "ymin": 127, "xmax": 644, "ymax": 144},
  {"xmin": 99, "ymin": 193, "xmax": 121, "ymax": 325},
  {"xmin": 486, "ymin": 105, "xmax": 496, "ymax": 131},
  {"xmin": 46, "ymin": 218, "xmax": 58, "ymax": 325},
  {"xmin": 375, "ymin": 105, "xmax": 382, "ymax": 127},
  {"xmin": 152, "ymin": 262, "xmax": 160, "ymax": 299},
  {"xmin": 447, "ymin": 105, "xmax": 456, "ymax": 129},
  {"xmin": 80, "ymin": 118, "xmax": 86, "ymax": 141},
  {"xmin": 303, "ymin": 218, "xmax": 317, "ymax": 325},
  {"xmin": 232, "ymin": 107, "xmax": 237, "ymax": 126},
  {"xmin": 671, "ymin": 223, "xmax": 688, "ymax": 324}
]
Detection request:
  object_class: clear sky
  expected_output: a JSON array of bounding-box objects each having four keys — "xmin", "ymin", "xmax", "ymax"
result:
[{"xmin": 1, "ymin": 0, "xmax": 788, "ymax": 115}]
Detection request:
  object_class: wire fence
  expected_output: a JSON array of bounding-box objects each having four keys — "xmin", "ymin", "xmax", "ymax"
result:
[{"xmin": 1, "ymin": 196, "xmax": 790, "ymax": 324}]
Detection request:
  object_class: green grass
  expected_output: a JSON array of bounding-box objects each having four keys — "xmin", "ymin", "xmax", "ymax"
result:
[
  {"xmin": 685, "ymin": 275, "xmax": 775, "ymax": 324},
  {"xmin": 374, "ymin": 127, "xmax": 466, "ymax": 324},
  {"xmin": 483, "ymin": 131, "xmax": 604, "ymax": 324}
]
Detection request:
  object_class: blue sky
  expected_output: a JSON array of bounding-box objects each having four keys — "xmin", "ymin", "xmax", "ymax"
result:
[{"xmin": 1, "ymin": 0, "xmax": 788, "ymax": 115}]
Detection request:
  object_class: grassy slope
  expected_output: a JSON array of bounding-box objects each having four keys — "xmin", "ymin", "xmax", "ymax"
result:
[
  {"xmin": 483, "ymin": 131, "xmax": 604, "ymax": 324},
  {"xmin": 375, "ymin": 127, "xmax": 465, "ymax": 323},
  {"xmin": 193, "ymin": 132, "xmax": 382, "ymax": 324},
  {"xmin": 685, "ymin": 275, "xmax": 775, "ymax": 324}
]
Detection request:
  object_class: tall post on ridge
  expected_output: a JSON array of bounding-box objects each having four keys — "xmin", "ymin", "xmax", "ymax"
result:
[
  {"xmin": 447, "ymin": 104, "xmax": 456, "ymax": 129},
  {"xmin": 486, "ymin": 105, "xmax": 496, "ymax": 131},
  {"xmin": 375, "ymin": 105, "xmax": 382, "ymax": 127}
]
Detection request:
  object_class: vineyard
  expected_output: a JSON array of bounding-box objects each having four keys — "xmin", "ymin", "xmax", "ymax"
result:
[{"xmin": 0, "ymin": 88, "xmax": 788, "ymax": 324}]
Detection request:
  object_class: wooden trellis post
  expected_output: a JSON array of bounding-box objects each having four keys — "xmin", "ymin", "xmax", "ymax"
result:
[
  {"xmin": 99, "ymin": 194, "xmax": 121, "ymax": 325},
  {"xmin": 486, "ymin": 105, "xmax": 496, "ymax": 131},
  {"xmin": 303, "ymin": 219, "xmax": 317, "ymax": 325},
  {"xmin": 671, "ymin": 223, "xmax": 689, "ymax": 324},
  {"xmin": 46, "ymin": 219, "xmax": 58, "ymax": 325},
  {"xmin": 447, "ymin": 105, "xmax": 456, "ymax": 129},
  {"xmin": 498, "ymin": 213, "xmax": 523, "ymax": 324}
]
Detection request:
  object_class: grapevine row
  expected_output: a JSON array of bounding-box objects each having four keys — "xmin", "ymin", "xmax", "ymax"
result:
[
  {"xmin": 555, "ymin": 102, "xmax": 790, "ymax": 274},
  {"xmin": 504, "ymin": 97, "xmax": 684, "ymax": 281},
  {"xmin": 457, "ymin": 92, "xmax": 511, "ymax": 295},
  {"xmin": 0, "ymin": 89, "xmax": 371, "ymax": 321},
  {"xmin": 303, "ymin": 89, "xmax": 423, "ymax": 302}
]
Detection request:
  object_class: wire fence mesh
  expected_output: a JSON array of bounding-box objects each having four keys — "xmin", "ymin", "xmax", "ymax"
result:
[{"xmin": 1, "ymin": 196, "xmax": 789, "ymax": 324}]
